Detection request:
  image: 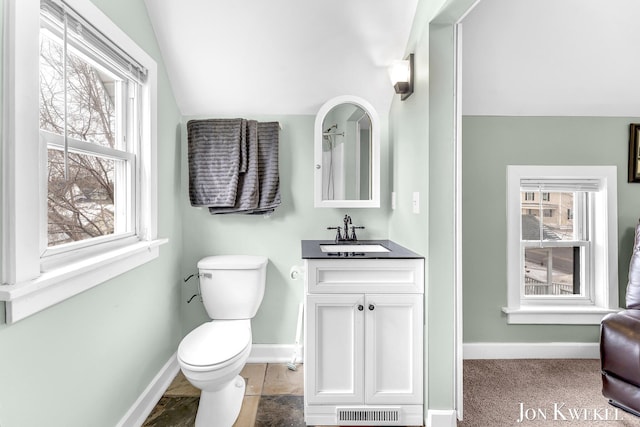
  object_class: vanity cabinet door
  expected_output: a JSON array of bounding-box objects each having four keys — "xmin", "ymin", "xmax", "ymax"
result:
[
  {"xmin": 364, "ymin": 294, "xmax": 423, "ymax": 405},
  {"xmin": 306, "ymin": 294, "xmax": 364, "ymax": 405}
]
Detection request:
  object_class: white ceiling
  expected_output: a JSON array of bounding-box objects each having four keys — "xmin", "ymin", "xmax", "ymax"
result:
[
  {"xmin": 143, "ymin": 0, "xmax": 419, "ymax": 117},
  {"xmin": 462, "ymin": 0, "xmax": 640, "ymax": 117}
]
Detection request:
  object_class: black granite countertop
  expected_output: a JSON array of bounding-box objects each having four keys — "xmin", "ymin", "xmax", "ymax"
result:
[{"xmin": 301, "ymin": 240, "xmax": 423, "ymax": 259}]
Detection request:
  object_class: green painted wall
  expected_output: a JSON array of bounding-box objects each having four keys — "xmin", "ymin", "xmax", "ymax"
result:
[
  {"xmin": 0, "ymin": 0, "xmax": 471, "ymax": 423},
  {"xmin": 0, "ymin": 0, "xmax": 4, "ymax": 326},
  {"xmin": 462, "ymin": 116, "xmax": 640, "ymax": 343},
  {"xmin": 180, "ymin": 115, "xmax": 392, "ymax": 342},
  {"xmin": 0, "ymin": 1, "xmax": 183, "ymax": 426},
  {"xmin": 388, "ymin": 0, "xmax": 463, "ymax": 413}
]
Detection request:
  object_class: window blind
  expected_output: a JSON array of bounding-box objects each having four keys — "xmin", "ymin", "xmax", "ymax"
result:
[
  {"xmin": 520, "ymin": 178, "xmax": 602, "ymax": 192},
  {"xmin": 40, "ymin": 0, "xmax": 148, "ymax": 83}
]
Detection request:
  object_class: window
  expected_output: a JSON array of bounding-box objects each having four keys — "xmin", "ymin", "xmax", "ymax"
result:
[
  {"xmin": 39, "ymin": 0, "xmax": 142, "ymax": 255},
  {"xmin": 503, "ymin": 166, "xmax": 619, "ymax": 324},
  {"xmin": 522, "ymin": 191, "xmax": 586, "ymax": 298},
  {"xmin": 1, "ymin": 0, "xmax": 165, "ymax": 323}
]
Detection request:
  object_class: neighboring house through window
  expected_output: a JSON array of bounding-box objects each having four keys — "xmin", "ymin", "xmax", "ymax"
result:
[
  {"xmin": 503, "ymin": 165, "xmax": 619, "ymax": 324},
  {"xmin": 1, "ymin": 0, "xmax": 165, "ymax": 323}
]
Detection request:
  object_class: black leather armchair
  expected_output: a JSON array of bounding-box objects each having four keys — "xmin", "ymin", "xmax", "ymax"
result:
[{"xmin": 600, "ymin": 222, "xmax": 640, "ymax": 416}]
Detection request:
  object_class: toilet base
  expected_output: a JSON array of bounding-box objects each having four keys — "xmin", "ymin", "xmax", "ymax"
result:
[{"xmin": 195, "ymin": 374, "xmax": 246, "ymax": 427}]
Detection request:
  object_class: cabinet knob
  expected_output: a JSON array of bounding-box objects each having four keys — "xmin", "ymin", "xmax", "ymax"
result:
[
  {"xmin": 369, "ymin": 304, "xmax": 375, "ymax": 311},
  {"xmin": 357, "ymin": 305, "xmax": 364, "ymax": 311}
]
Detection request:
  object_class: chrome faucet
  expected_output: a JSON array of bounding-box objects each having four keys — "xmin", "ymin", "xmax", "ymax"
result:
[
  {"xmin": 343, "ymin": 215, "xmax": 352, "ymax": 239},
  {"xmin": 327, "ymin": 226, "xmax": 342, "ymax": 242},
  {"xmin": 327, "ymin": 214, "xmax": 365, "ymax": 242},
  {"xmin": 351, "ymin": 225, "xmax": 365, "ymax": 241}
]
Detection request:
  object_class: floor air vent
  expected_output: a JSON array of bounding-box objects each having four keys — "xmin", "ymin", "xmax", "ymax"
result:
[{"xmin": 337, "ymin": 408, "xmax": 400, "ymax": 424}]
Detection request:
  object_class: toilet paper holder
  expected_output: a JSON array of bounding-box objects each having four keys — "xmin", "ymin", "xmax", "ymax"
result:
[{"xmin": 289, "ymin": 265, "xmax": 305, "ymax": 280}]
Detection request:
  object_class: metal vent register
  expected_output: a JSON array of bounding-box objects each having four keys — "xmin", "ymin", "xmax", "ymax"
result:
[{"xmin": 337, "ymin": 407, "xmax": 401, "ymax": 424}]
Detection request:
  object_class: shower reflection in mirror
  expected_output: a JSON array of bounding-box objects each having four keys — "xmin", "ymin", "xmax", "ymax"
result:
[
  {"xmin": 320, "ymin": 104, "xmax": 372, "ymax": 201},
  {"xmin": 322, "ymin": 124, "xmax": 343, "ymax": 199}
]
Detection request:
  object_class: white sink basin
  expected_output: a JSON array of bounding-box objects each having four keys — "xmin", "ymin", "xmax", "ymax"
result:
[{"xmin": 320, "ymin": 244, "xmax": 390, "ymax": 253}]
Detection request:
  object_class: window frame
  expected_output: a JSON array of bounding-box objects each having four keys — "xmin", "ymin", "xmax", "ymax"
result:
[
  {"xmin": 1, "ymin": 0, "xmax": 165, "ymax": 323},
  {"xmin": 522, "ymin": 240, "xmax": 590, "ymax": 301},
  {"xmin": 503, "ymin": 165, "xmax": 619, "ymax": 324},
  {"xmin": 40, "ymin": 130, "xmax": 137, "ymax": 262},
  {"xmin": 521, "ymin": 190, "xmax": 590, "ymax": 304}
]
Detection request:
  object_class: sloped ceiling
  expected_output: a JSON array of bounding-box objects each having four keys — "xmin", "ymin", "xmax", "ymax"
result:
[
  {"xmin": 462, "ymin": 0, "xmax": 640, "ymax": 116},
  {"xmin": 144, "ymin": 0, "xmax": 419, "ymax": 117}
]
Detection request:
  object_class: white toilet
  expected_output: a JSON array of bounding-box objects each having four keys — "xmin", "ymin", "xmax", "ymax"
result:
[{"xmin": 178, "ymin": 255, "xmax": 268, "ymax": 427}]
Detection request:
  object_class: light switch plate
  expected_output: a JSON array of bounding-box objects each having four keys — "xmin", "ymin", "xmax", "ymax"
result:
[{"xmin": 412, "ymin": 191, "xmax": 420, "ymax": 214}]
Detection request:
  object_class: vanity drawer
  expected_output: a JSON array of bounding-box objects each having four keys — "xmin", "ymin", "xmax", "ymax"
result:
[{"xmin": 305, "ymin": 259, "xmax": 424, "ymax": 294}]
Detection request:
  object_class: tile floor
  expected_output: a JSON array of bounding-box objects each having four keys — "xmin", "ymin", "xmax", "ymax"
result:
[
  {"xmin": 143, "ymin": 363, "xmax": 309, "ymax": 427},
  {"xmin": 143, "ymin": 363, "xmax": 418, "ymax": 426}
]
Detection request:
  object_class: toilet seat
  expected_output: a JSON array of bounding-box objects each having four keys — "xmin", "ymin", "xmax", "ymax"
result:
[{"xmin": 178, "ymin": 319, "xmax": 251, "ymax": 370}]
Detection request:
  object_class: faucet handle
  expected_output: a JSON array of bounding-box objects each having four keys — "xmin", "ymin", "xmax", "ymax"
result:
[
  {"xmin": 327, "ymin": 226, "xmax": 342, "ymax": 242},
  {"xmin": 351, "ymin": 226, "xmax": 365, "ymax": 241}
]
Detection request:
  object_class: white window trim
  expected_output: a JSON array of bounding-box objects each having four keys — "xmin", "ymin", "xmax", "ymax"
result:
[
  {"xmin": 1, "ymin": 0, "xmax": 166, "ymax": 323},
  {"xmin": 502, "ymin": 165, "xmax": 620, "ymax": 324}
]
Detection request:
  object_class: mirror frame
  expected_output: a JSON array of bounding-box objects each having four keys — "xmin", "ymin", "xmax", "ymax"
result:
[{"xmin": 314, "ymin": 95, "xmax": 380, "ymax": 208}]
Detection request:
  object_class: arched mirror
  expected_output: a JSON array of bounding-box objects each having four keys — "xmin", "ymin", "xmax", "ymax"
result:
[{"xmin": 314, "ymin": 95, "xmax": 380, "ymax": 208}]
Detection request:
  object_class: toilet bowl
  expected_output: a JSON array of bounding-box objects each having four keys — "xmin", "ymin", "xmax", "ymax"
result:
[
  {"xmin": 177, "ymin": 255, "xmax": 268, "ymax": 427},
  {"xmin": 178, "ymin": 319, "xmax": 252, "ymax": 426}
]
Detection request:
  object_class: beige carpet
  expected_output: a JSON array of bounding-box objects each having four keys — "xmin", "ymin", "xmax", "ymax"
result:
[{"xmin": 459, "ymin": 359, "xmax": 640, "ymax": 427}]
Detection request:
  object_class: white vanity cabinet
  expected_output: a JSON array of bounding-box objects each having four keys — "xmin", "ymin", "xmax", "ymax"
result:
[{"xmin": 303, "ymin": 257, "xmax": 424, "ymax": 426}]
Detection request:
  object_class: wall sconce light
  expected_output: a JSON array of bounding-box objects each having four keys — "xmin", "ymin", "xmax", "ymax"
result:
[{"xmin": 389, "ymin": 53, "xmax": 414, "ymax": 101}]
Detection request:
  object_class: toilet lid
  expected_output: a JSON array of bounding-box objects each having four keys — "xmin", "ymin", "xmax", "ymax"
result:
[
  {"xmin": 178, "ymin": 320, "xmax": 251, "ymax": 367},
  {"xmin": 197, "ymin": 255, "xmax": 268, "ymax": 270}
]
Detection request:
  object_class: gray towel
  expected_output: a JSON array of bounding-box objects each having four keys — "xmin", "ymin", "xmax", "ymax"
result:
[
  {"xmin": 209, "ymin": 121, "xmax": 281, "ymax": 215},
  {"xmin": 187, "ymin": 118, "xmax": 245, "ymax": 207},
  {"xmin": 208, "ymin": 120, "xmax": 260, "ymax": 214},
  {"xmin": 252, "ymin": 121, "xmax": 281, "ymax": 213}
]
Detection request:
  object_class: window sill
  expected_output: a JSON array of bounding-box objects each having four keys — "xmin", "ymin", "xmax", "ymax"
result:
[
  {"xmin": 0, "ymin": 238, "xmax": 168, "ymax": 323},
  {"xmin": 502, "ymin": 305, "xmax": 620, "ymax": 324}
]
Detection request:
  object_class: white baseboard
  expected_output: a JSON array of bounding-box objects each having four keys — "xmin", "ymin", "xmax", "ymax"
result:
[
  {"xmin": 426, "ymin": 409, "xmax": 457, "ymax": 427},
  {"xmin": 117, "ymin": 352, "xmax": 180, "ymax": 427},
  {"xmin": 247, "ymin": 343, "xmax": 304, "ymax": 364},
  {"xmin": 463, "ymin": 342, "xmax": 599, "ymax": 359}
]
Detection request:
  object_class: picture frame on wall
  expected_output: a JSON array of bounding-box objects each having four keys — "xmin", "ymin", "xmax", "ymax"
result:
[{"xmin": 629, "ymin": 124, "xmax": 640, "ymax": 182}]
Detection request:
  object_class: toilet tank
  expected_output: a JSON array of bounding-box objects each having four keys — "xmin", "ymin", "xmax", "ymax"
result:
[{"xmin": 197, "ymin": 255, "xmax": 268, "ymax": 319}]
